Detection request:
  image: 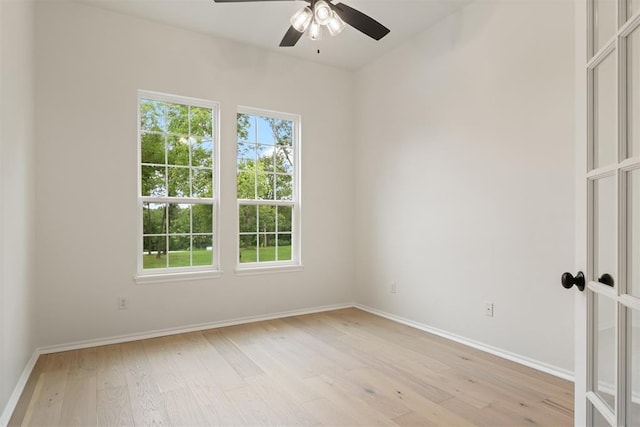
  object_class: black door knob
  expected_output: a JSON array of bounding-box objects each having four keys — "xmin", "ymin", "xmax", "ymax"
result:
[
  {"xmin": 561, "ymin": 271, "xmax": 585, "ymax": 292},
  {"xmin": 598, "ymin": 273, "xmax": 614, "ymax": 287}
]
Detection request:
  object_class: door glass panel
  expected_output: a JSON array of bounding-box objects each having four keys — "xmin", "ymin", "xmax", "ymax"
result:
[
  {"xmin": 630, "ymin": 170, "xmax": 640, "ymax": 297},
  {"xmin": 628, "ymin": 309, "xmax": 640, "ymax": 425},
  {"xmin": 594, "ymin": 0, "xmax": 617, "ymax": 53},
  {"xmin": 595, "ymin": 176, "xmax": 617, "ymax": 286},
  {"xmin": 594, "ymin": 293, "xmax": 616, "ymax": 410},
  {"xmin": 631, "ymin": 0, "xmax": 640, "ymax": 21},
  {"xmin": 593, "ymin": 52, "xmax": 617, "ymax": 169},
  {"xmin": 591, "ymin": 401, "xmax": 612, "ymax": 426},
  {"xmin": 629, "ymin": 26, "xmax": 640, "ymax": 159}
]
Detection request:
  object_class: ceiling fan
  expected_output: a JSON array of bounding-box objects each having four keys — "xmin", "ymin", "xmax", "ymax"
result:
[{"xmin": 212, "ymin": 0, "xmax": 390, "ymax": 47}]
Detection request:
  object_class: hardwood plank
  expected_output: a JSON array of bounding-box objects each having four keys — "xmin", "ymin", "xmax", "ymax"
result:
[
  {"xmin": 302, "ymin": 397, "xmax": 360, "ymax": 426},
  {"xmin": 187, "ymin": 372, "xmax": 246, "ymax": 426},
  {"xmin": 95, "ymin": 344, "xmax": 127, "ymax": 391},
  {"xmin": 120, "ymin": 340, "xmax": 171, "ymax": 426},
  {"xmin": 20, "ymin": 353, "xmax": 72, "ymax": 426},
  {"xmin": 58, "ymin": 376, "xmax": 97, "ymax": 426},
  {"xmin": 96, "ymin": 385, "xmax": 134, "ymax": 427},
  {"xmin": 203, "ymin": 329, "xmax": 264, "ymax": 379}
]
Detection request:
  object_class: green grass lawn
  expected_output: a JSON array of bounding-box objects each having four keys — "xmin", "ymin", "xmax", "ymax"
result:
[
  {"xmin": 239, "ymin": 245, "xmax": 291, "ymax": 263},
  {"xmin": 143, "ymin": 246, "xmax": 291, "ymax": 268},
  {"xmin": 143, "ymin": 249, "xmax": 212, "ymax": 269}
]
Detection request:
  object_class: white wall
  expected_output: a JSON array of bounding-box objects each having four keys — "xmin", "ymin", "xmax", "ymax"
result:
[
  {"xmin": 0, "ymin": 0, "xmax": 37, "ymax": 418},
  {"xmin": 353, "ymin": 0, "xmax": 576, "ymax": 372},
  {"xmin": 34, "ymin": 2, "xmax": 354, "ymax": 347}
]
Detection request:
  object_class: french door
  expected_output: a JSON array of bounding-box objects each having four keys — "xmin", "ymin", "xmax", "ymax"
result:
[{"xmin": 583, "ymin": 0, "xmax": 640, "ymax": 425}]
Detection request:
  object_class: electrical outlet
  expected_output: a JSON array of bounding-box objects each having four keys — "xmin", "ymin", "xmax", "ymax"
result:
[
  {"xmin": 390, "ymin": 282, "xmax": 397, "ymax": 293},
  {"xmin": 117, "ymin": 297, "xmax": 128, "ymax": 310},
  {"xmin": 485, "ymin": 302, "xmax": 494, "ymax": 317}
]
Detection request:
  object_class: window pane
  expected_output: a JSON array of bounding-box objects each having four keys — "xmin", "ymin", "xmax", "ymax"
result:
[
  {"xmin": 276, "ymin": 147, "xmax": 293, "ymax": 174},
  {"xmin": 628, "ymin": 309, "xmax": 640, "ymax": 424},
  {"xmin": 629, "ymin": 170, "xmax": 640, "ymax": 297},
  {"xmin": 167, "ymin": 135, "xmax": 189, "ymax": 166},
  {"xmin": 239, "ymin": 234, "xmax": 257, "ymax": 263},
  {"xmin": 258, "ymin": 234, "xmax": 276, "ymax": 261},
  {"xmin": 168, "ymin": 167, "xmax": 189, "ymax": 197},
  {"xmin": 190, "ymin": 106, "xmax": 212, "ymax": 137},
  {"xmin": 277, "ymin": 234, "xmax": 292, "ymax": 261},
  {"xmin": 258, "ymin": 205, "xmax": 276, "ymax": 232},
  {"xmin": 192, "ymin": 168, "xmax": 212, "ymax": 198},
  {"xmin": 237, "ymin": 171, "xmax": 256, "ymax": 199},
  {"xmin": 276, "ymin": 174, "xmax": 293, "ymax": 200},
  {"xmin": 141, "ymin": 132, "xmax": 165, "ymax": 165},
  {"xmin": 143, "ymin": 203, "xmax": 166, "ymax": 235},
  {"xmin": 192, "ymin": 137, "xmax": 212, "ymax": 168},
  {"xmin": 591, "ymin": 401, "xmax": 612, "ymax": 426},
  {"xmin": 237, "ymin": 110, "xmax": 298, "ymax": 267},
  {"xmin": 257, "ymin": 116, "xmax": 277, "ymax": 145},
  {"xmin": 257, "ymin": 144, "xmax": 275, "ymax": 173},
  {"xmin": 237, "ymin": 142, "xmax": 255, "ymax": 171},
  {"xmin": 594, "ymin": 293, "xmax": 616, "ymax": 410},
  {"xmin": 140, "ymin": 99, "xmax": 164, "ymax": 133},
  {"xmin": 628, "ymin": 25, "xmax": 640, "ymax": 159},
  {"xmin": 143, "ymin": 236, "xmax": 166, "ymax": 269},
  {"xmin": 168, "ymin": 235, "xmax": 190, "ymax": 268},
  {"xmin": 595, "ymin": 176, "xmax": 617, "ymax": 287},
  {"xmin": 168, "ymin": 204, "xmax": 190, "ymax": 234},
  {"xmin": 139, "ymin": 94, "xmax": 217, "ymax": 272},
  {"xmin": 257, "ymin": 173, "xmax": 274, "ymax": 200},
  {"xmin": 593, "ymin": 51, "xmax": 617, "ymax": 169},
  {"xmin": 237, "ymin": 113, "xmax": 251, "ymax": 142},
  {"xmin": 268, "ymin": 118, "xmax": 293, "ymax": 147},
  {"xmin": 166, "ymin": 102, "xmax": 189, "ymax": 135},
  {"xmin": 193, "ymin": 235, "xmax": 213, "ymax": 266},
  {"xmin": 631, "ymin": 0, "xmax": 640, "ymax": 19},
  {"xmin": 193, "ymin": 204, "xmax": 213, "ymax": 234},
  {"xmin": 593, "ymin": 0, "xmax": 617, "ymax": 54},
  {"xmin": 239, "ymin": 205, "xmax": 257, "ymax": 233},
  {"xmin": 278, "ymin": 206, "xmax": 292, "ymax": 232},
  {"xmin": 141, "ymin": 165, "xmax": 166, "ymax": 197}
]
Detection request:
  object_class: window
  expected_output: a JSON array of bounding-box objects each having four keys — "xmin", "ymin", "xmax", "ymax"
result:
[
  {"xmin": 236, "ymin": 107, "xmax": 301, "ymax": 272},
  {"xmin": 137, "ymin": 91, "xmax": 219, "ymax": 282}
]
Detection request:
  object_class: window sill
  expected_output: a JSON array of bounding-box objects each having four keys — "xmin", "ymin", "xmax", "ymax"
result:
[
  {"xmin": 234, "ymin": 264, "xmax": 304, "ymax": 277},
  {"xmin": 134, "ymin": 269, "xmax": 223, "ymax": 285}
]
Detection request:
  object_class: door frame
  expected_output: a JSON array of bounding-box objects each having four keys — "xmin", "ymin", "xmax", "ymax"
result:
[{"xmin": 575, "ymin": 0, "xmax": 588, "ymax": 424}]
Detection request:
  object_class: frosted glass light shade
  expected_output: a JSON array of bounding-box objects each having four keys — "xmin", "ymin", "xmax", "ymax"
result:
[
  {"xmin": 314, "ymin": 0, "xmax": 332, "ymax": 25},
  {"xmin": 290, "ymin": 7, "xmax": 313, "ymax": 33},
  {"xmin": 308, "ymin": 20, "xmax": 322, "ymax": 40},
  {"xmin": 327, "ymin": 11, "xmax": 346, "ymax": 36}
]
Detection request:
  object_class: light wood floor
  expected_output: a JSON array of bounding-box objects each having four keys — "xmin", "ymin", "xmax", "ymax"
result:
[{"xmin": 9, "ymin": 308, "xmax": 573, "ymax": 426}]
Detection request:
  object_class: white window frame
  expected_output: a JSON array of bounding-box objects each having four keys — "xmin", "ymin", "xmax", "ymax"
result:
[
  {"xmin": 135, "ymin": 90, "xmax": 221, "ymax": 284},
  {"xmin": 235, "ymin": 106, "xmax": 303, "ymax": 275}
]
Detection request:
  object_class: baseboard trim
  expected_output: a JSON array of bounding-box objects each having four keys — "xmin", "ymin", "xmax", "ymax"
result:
[
  {"xmin": 0, "ymin": 351, "xmax": 40, "ymax": 427},
  {"xmin": 355, "ymin": 304, "xmax": 575, "ymax": 382}
]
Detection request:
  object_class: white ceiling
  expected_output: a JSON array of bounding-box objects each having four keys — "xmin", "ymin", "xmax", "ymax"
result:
[{"xmin": 76, "ymin": 0, "xmax": 471, "ymax": 70}]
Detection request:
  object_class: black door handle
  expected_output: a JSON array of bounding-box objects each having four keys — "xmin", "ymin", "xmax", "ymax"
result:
[
  {"xmin": 561, "ymin": 271, "xmax": 585, "ymax": 291},
  {"xmin": 598, "ymin": 273, "xmax": 614, "ymax": 287}
]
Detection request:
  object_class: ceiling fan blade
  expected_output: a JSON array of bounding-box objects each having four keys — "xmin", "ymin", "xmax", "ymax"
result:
[
  {"xmin": 332, "ymin": 2, "xmax": 390, "ymax": 41},
  {"xmin": 279, "ymin": 26, "xmax": 303, "ymax": 47}
]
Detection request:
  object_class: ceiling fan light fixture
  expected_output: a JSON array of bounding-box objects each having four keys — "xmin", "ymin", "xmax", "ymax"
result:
[
  {"xmin": 308, "ymin": 19, "xmax": 322, "ymax": 40},
  {"xmin": 326, "ymin": 11, "xmax": 346, "ymax": 36},
  {"xmin": 290, "ymin": 6, "xmax": 313, "ymax": 33},
  {"xmin": 313, "ymin": 0, "xmax": 332, "ymax": 26}
]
